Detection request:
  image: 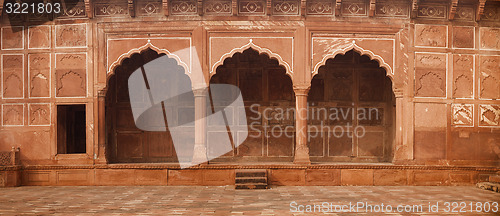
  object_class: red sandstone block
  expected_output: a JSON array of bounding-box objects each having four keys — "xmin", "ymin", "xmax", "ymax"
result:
[
  {"xmin": 489, "ymin": 175, "xmax": 500, "ymax": 183},
  {"xmin": 135, "ymin": 170, "xmax": 167, "ymax": 185},
  {"xmin": 269, "ymin": 169, "xmax": 305, "ymax": 186},
  {"xmin": 202, "ymin": 170, "xmax": 234, "ymax": 186},
  {"xmin": 413, "ymin": 170, "xmax": 450, "ymax": 186},
  {"xmin": 55, "ymin": 170, "xmax": 93, "ymax": 186},
  {"xmin": 168, "ymin": 170, "xmax": 202, "ymax": 185},
  {"xmin": 22, "ymin": 171, "xmax": 54, "ymax": 186},
  {"xmin": 305, "ymin": 169, "xmax": 340, "ymax": 186},
  {"xmin": 341, "ymin": 169, "xmax": 374, "ymax": 186},
  {"xmin": 373, "ymin": 170, "xmax": 407, "ymax": 186},
  {"xmin": 449, "ymin": 172, "xmax": 472, "ymax": 185},
  {"xmin": 95, "ymin": 169, "xmax": 136, "ymax": 186}
]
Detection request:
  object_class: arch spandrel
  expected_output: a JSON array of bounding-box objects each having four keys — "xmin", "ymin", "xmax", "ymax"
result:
[
  {"xmin": 209, "ymin": 37, "xmax": 294, "ymax": 78},
  {"xmin": 312, "ymin": 38, "xmax": 395, "ymax": 79}
]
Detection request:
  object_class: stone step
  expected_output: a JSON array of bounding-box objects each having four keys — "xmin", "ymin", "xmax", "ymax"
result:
[
  {"xmin": 235, "ymin": 177, "xmax": 267, "ymax": 184},
  {"xmin": 235, "ymin": 183, "xmax": 268, "ymax": 190},
  {"xmin": 489, "ymin": 175, "xmax": 500, "ymax": 183},
  {"xmin": 477, "ymin": 182, "xmax": 500, "ymax": 193},
  {"xmin": 235, "ymin": 169, "xmax": 267, "ymax": 178}
]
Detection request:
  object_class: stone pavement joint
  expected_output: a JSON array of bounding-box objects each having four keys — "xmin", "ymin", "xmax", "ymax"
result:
[{"xmin": 0, "ymin": 186, "xmax": 499, "ymax": 215}]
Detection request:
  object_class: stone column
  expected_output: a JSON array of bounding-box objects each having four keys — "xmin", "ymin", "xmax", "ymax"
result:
[
  {"xmin": 191, "ymin": 88, "xmax": 208, "ymax": 165},
  {"xmin": 95, "ymin": 89, "xmax": 108, "ymax": 164},
  {"xmin": 392, "ymin": 89, "xmax": 411, "ymax": 164},
  {"xmin": 293, "ymin": 86, "xmax": 311, "ymax": 165}
]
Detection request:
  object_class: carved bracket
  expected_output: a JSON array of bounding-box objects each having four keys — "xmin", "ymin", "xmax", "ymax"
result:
[
  {"xmin": 369, "ymin": 0, "xmax": 376, "ymax": 17},
  {"xmin": 0, "ymin": 0, "xmax": 4, "ymax": 16},
  {"xmin": 85, "ymin": 0, "xmax": 92, "ymax": 18},
  {"xmin": 266, "ymin": 0, "xmax": 272, "ymax": 15},
  {"xmin": 335, "ymin": 0, "xmax": 342, "ymax": 16},
  {"xmin": 198, "ymin": 0, "xmax": 203, "ymax": 16},
  {"xmin": 476, "ymin": 0, "xmax": 486, "ymax": 21},
  {"xmin": 128, "ymin": 0, "xmax": 135, "ymax": 17},
  {"xmin": 449, "ymin": 0, "xmax": 458, "ymax": 20},
  {"xmin": 411, "ymin": 0, "xmax": 418, "ymax": 18},
  {"xmin": 162, "ymin": 0, "xmax": 169, "ymax": 16},
  {"xmin": 301, "ymin": 0, "xmax": 306, "ymax": 16},
  {"xmin": 232, "ymin": 0, "xmax": 237, "ymax": 15}
]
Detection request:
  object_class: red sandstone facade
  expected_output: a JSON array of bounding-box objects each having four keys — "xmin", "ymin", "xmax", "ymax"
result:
[{"xmin": 0, "ymin": 0, "xmax": 499, "ymax": 187}]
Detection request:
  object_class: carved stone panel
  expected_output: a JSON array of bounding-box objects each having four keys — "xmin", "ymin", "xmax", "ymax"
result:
[
  {"xmin": 28, "ymin": 25, "xmax": 51, "ymax": 49},
  {"xmin": 482, "ymin": 6, "xmax": 500, "ymax": 22},
  {"xmin": 341, "ymin": 0, "xmax": 367, "ymax": 17},
  {"xmin": 29, "ymin": 54, "xmax": 51, "ymax": 98},
  {"xmin": 1, "ymin": 26, "xmax": 24, "ymax": 50},
  {"xmin": 55, "ymin": 54, "xmax": 87, "ymax": 97},
  {"xmin": 170, "ymin": 0, "xmax": 198, "ymax": 15},
  {"xmin": 2, "ymin": 54, "xmax": 24, "ymax": 98},
  {"xmin": 239, "ymin": 0, "xmax": 266, "ymax": 15},
  {"xmin": 272, "ymin": 0, "xmax": 300, "ymax": 16},
  {"xmin": 55, "ymin": 24, "xmax": 87, "ymax": 48},
  {"xmin": 28, "ymin": 104, "xmax": 51, "ymax": 126},
  {"xmin": 137, "ymin": 0, "xmax": 163, "ymax": 16},
  {"xmin": 417, "ymin": 4, "xmax": 447, "ymax": 19},
  {"xmin": 479, "ymin": 105, "xmax": 500, "ymax": 127},
  {"xmin": 375, "ymin": 1, "xmax": 409, "ymax": 18},
  {"xmin": 94, "ymin": 1, "xmax": 129, "ymax": 17},
  {"xmin": 415, "ymin": 53, "xmax": 446, "ymax": 97},
  {"xmin": 480, "ymin": 27, "xmax": 500, "ymax": 50},
  {"xmin": 415, "ymin": 25, "xmax": 447, "ymax": 48},
  {"xmin": 452, "ymin": 26, "xmax": 474, "ymax": 49},
  {"xmin": 452, "ymin": 54, "xmax": 473, "ymax": 99},
  {"xmin": 454, "ymin": 6, "xmax": 474, "ymax": 21},
  {"xmin": 58, "ymin": 0, "xmax": 87, "ymax": 18},
  {"xmin": 306, "ymin": 0, "xmax": 334, "ymax": 16},
  {"xmin": 452, "ymin": 104, "xmax": 473, "ymax": 126},
  {"xmin": 2, "ymin": 104, "xmax": 24, "ymax": 126},
  {"xmin": 479, "ymin": 56, "xmax": 500, "ymax": 100},
  {"xmin": 204, "ymin": 0, "xmax": 232, "ymax": 15}
]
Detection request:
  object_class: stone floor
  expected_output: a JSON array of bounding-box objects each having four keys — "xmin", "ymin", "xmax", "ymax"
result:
[{"xmin": 0, "ymin": 186, "xmax": 499, "ymax": 215}]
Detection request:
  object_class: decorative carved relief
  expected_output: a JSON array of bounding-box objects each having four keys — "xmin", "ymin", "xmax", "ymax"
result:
[
  {"xmin": 1, "ymin": 26, "xmax": 24, "ymax": 50},
  {"xmin": 137, "ymin": 0, "xmax": 163, "ymax": 16},
  {"xmin": 452, "ymin": 26, "xmax": 474, "ymax": 49},
  {"xmin": 417, "ymin": 4, "xmax": 447, "ymax": 19},
  {"xmin": 29, "ymin": 54, "xmax": 51, "ymax": 98},
  {"xmin": 94, "ymin": 2, "xmax": 129, "ymax": 16},
  {"xmin": 415, "ymin": 25, "xmax": 447, "ymax": 47},
  {"xmin": 272, "ymin": 0, "xmax": 299, "ymax": 15},
  {"xmin": 29, "ymin": 104, "xmax": 51, "ymax": 126},
  {"xmin": 375, "ymin": 2, "xmax": 409, "ymax": 17},
  {"xmin": 2, "ymin": 104, "xmax": 24, "ymax": 126},
  {"xmin": 480, "ymin": 28, "xmax": 500, "ymax": 50},
  {"xmin": 341, "ymin": 0, "xmax": 367, "ymax": 16},
  {"xmin": 306, "ymin": 0, "xmax": 334, "ymax": 15},
  {"xmin": 415, "ymin": 53, "xmax": 446, "ymax": 97},
  {"xmin": 479, "ymin": 105, "xmax": 500, "ymax": 127},
  {"xmin": 56, "ymin": 54, "xmax": 87, "ymax": 97},
  {"xmin": 479, "ymin": 56, "xmax": 500, "ymax": 100},
  {"xmin": 56, "ymin": 24, "xmax": 87, "ymax": 48},
  {"xmin": 204, "ymin": 0, "xmax": 232, "ymax": 15},
  {"xmin": 482, "ymin": 6, "xmax": 500, "ymax": 21},
  {"xmin": 239, "ymin": 0, "xmax": 266, "ymax": 15},
  {"xmin": 452, "ymin": 104, "xmax": 473, "ymax": 126},
  {"xmin": 454, "ymin": 6, "xmax": 474, "ymax": 21},
  {"xmin": 28, "ymin": 25, "xmax": 51, "ymax": 49},
  {"xmin": 453, "ymin": 55, "xmax": 473, "ymax": 99},
  {"xmin": 170, "ymin": 0, "xmax": 198, "ymax": 15},
  {"xmin": 58, "ymin": 0, "xmax": 87, "ymax": 18},
  {"xmin": 2, "ymin": 55, "xmax": 24, "ymax": 98}
]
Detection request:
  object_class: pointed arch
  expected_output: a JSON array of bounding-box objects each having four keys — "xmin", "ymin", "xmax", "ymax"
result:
[
  {"xmin": 107, "ymin": 40, "xmax": 190, "ymax": 83},
  {"xmin": 312, "ymin": 41, "xmax": 393, "ymax": 81},
  {"xmin": 210, "ymin": 39, "xmax": 293, "ymax": 79}
]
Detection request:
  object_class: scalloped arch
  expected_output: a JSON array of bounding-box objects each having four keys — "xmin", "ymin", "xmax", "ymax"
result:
[
  {"xmin": 312, "ymin": 41, "xmax": 393, "ymax": 81},
  {"xmin": 210, "ymin": 39, "xmax": 293, "ymax": 79},
  {"xmin": 107, "ymin": 40, "xmax": 190, "ymax": 83}
]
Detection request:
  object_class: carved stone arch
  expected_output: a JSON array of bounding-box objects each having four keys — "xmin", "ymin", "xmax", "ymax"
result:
[
  {"xmin": 312, "ymin": 41, "xmax": 393, "ymax": 81},
  {"xmin": 210, "ymin": 39, "xmax": 293, "ymax": 79},
  {"xmin": 106, "ymin": 40, "xmax": 191, "ymax": 86}
]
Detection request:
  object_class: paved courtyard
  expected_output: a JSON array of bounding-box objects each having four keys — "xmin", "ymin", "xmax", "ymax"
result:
[{"xmin": 0, "ymin": 186, "xmax": 499, "ymax": 215}]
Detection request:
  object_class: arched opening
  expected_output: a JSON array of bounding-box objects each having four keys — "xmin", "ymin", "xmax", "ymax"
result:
[
  {"xmin": 210, "ymin": 48, "xmax": 295, "ymax": 162},
  {"xmin": 106, "ymin": 48, "xmax": 194, "ymax": 163},
  {"xmin": 308, "ymin": 50, "xmax": 395, "ymax": 163}
]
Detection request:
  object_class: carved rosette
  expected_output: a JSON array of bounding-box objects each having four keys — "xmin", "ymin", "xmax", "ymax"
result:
[
  {"xmin": 239, "ymin": 0, "xmax": 266, "ymax": 15},
  {"xmin": 204, "ymin": 0, "xmax": 232, "ymax": 15},
  {"xmin": 417, "ymin": 4, "xmax": 447, "ymax": 19},
  {"xmin": 170, "ymin": 0, "xmax": 198, "ymax": 15},
  {"xmin": 272, "ymin": 0, "xmax": 300, "ymax": 15},
  {"xmin": 306, "ymin": 0, "xmax": 333, "ymax": 15}
]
